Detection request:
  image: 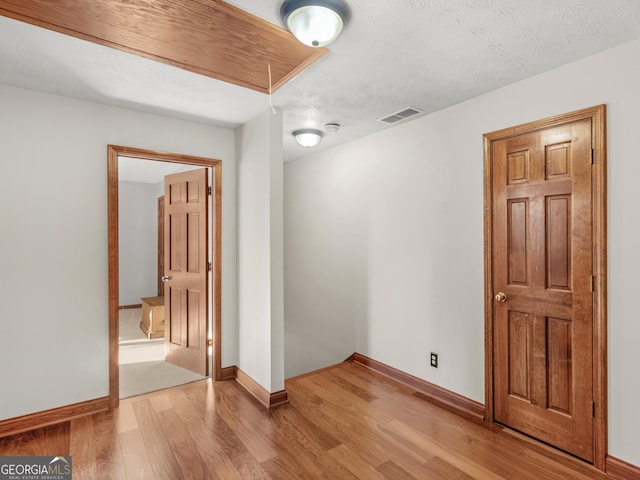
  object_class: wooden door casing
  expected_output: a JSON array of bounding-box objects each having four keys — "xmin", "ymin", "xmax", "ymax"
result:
[
  {"xmin": 484, "ymin": 106, "xmax": 607, "ymax": 468},
  {"xmin": 164, "ymin": 168, "xmax": 209, "ymax": 376},
  {"xmin": 108, "ymin": 145, "xmax": 222, "ymax": 409}
]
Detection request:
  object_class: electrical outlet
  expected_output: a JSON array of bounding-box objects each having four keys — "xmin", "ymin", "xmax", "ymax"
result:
[{"xmin": 430, "ymin": 352, "xmax": 438, "ymax": 368}]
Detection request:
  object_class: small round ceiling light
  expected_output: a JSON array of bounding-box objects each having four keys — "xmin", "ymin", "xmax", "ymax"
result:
[
  {"xmin": 293, "ymin": 129, "xmax": 323, "ymax": 147},
  {"xmin": 280, "ymin": 0, "xmax": 350, "ymax": 47}
]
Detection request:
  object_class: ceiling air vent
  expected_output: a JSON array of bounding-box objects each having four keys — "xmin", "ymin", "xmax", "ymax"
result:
[{"xmin": 378, "ymin": 107, "xmax": 423, "ymax": 125}]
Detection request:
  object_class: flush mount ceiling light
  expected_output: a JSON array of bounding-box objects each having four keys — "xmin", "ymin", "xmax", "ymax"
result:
[
  {"xmin": 280, "ymin": 0, "xmax": 350, "ymax": 47},
  {"xmin": 293, "ymin": 129, "xmax": 323, "ymax": 147}
]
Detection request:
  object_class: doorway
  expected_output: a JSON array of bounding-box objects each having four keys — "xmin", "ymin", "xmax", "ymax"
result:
[
  {"xmin": 108, "ymin": 145, "xmax": 222, "ymax": 407},
  {"xmin": 483, "ymin": 106, "xmax": 607, "ymax": 468}
]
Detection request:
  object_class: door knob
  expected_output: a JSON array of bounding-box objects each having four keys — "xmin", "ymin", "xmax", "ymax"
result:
[
  {"xmin": 161, "ymin": 275, "xmax": 170, "ymax": 282},
  {"xmin": 494, "ymin": 292, "xmax": 507, "ymax": 303}
]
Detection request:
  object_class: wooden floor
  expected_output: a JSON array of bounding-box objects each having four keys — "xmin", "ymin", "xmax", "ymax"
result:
[{"xmin": 0, "ymin": 361, "xmax": 610, "ymax": 479}]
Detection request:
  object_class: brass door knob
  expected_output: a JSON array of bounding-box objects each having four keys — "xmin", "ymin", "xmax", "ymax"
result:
[{"xmin": 494, "ymin": 292, "xmax": 507, "ymax": 303}]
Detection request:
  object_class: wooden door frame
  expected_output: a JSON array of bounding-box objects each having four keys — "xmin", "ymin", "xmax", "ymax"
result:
[
  {"xmin": 107, "ymin": 145, "xmax": 222, "ymax": 408},
  {"xmin": 483, "ymin": 105, "xmax": 607, "ymax": 470}
]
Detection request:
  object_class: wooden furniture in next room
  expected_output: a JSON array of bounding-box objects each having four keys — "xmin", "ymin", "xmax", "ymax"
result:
[{"xmin": 140, "ymin": 296, "xmax": 165, "ymax": 339}]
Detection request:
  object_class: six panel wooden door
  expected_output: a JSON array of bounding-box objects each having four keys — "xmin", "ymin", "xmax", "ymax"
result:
[
  {"xmin": 163, "ymin": 168, "xmax": 209, "ymax": 376},
  {"xmin": 491, "ymin": 119, "xmax": 594, "ymax": 461},
  {"xmin": 157, "ymin": 195, "xmax": 165, "ymax": 297}
]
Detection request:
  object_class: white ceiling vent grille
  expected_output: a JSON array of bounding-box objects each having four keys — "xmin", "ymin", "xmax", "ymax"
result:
[{"xmin": 378, "ymin": 106, "xmax": 423, "ymax": 125}]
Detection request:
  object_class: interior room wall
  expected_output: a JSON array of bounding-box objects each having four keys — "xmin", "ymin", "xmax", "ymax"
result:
[
  {"xmin": 118, "ymin": 180, "xmax": 158, "ymax": 305},
  {"xmin": 236, "ymin": 108, "xmax": 285, "ymax": 393},
  {"xmin": 0, "ymin": 83, "xmax": 237, "ymax": 420},
  {"xmin": 283, "ymin": 38, "xmax": 640, "ymax": 466}
]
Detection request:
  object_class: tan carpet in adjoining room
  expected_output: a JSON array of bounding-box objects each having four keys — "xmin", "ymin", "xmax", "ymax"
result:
[
  {"xmin": 118, "ymin": 308, "xmax": 147, "ymax": 342},
  {"xmin": 119, "ymin": 360, "xmax": 206, "ymax": 399}
]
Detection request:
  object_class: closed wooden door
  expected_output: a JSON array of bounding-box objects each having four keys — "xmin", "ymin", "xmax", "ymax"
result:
[
  {"xmin": 488, "ymin": 116, "xmax": 598, "ymax": 462},
  {"xmin": 163, "ymin": 168, "xmax": 209, "ymax": 376}
]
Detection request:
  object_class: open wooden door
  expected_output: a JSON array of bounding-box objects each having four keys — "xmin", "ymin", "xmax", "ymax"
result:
[
  {"xmin": 157, "ymin": 196, "xmax": 165, "ymax": 297},
  {"xmin": 163, "ymin": 168, "xmax": 209, "ymax": 376},
  {"xmin": 485, "ymin": 106, "xmax": 607, "ymax": 466}
]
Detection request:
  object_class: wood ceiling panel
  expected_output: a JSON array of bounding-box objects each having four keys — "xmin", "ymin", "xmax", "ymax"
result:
[{"xmin": 0, "ymin": 0, "xmax": 326, "ymax": 93}]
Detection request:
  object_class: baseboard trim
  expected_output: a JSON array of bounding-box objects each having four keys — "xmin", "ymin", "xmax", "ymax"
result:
[
  {"xmin": 269, "ymin": 390, "xmax": 290, "ymax": 408},
  {"xmin": 351, "ymin": 353, "xmax": 486, "ymax": 425},
  {"xmin": 235, "ymin": 368, "xmax": 289, "ymax": 409},
  {"xmin": 219, "ymin": 365, "xmax": 237, "ymax": 381},
  {"xmin": 607, "ymin": 456, "xmax": 640, "ymax": 480},
  {"xmin": 119, "ymin": 304, "xmax": 142, "ymax": 310},
  {"xmin": 0, "ymin": 396, "xmax": 110, "ymax": 439}
]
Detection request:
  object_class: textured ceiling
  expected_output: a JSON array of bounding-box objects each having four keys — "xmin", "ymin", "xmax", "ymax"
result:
[{"xmin": 2, "ymin": 0, "xmax": 640, "ymax": 162}]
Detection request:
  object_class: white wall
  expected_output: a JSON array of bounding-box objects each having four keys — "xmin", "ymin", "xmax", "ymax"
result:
[
  {"xmin": 118, "ymin": 181, "xmax": 158, "ymax": 305},
  {"xmin": 236, "ymin": 108, "xmax": 285, "ymax": 392},
  {"xmin": 284, "ymin": 38, "xmax": 640, "ymax": 466},
  {"xmin": 0, "ymin": 84, "xmax": 237, "ymax": 420}
]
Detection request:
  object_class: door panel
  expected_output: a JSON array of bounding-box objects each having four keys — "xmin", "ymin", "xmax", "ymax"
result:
[
  {"xmin": 157, "ymin": 196, "xmax": 165, "ymax": 297},
  {"xmin": 492, "ymin": 119, "xmax": 594, "ymax": 462},
  {"xmin": 164, "ymin": 168, "xmax": 208, "ymax": 376}
]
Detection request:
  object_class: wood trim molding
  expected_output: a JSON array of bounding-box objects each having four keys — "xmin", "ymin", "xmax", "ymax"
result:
[
  {"xmin": 0, "ymin": 397, "xmax": 109, "ymax": 439},
  {"xmin": 211, "ymin": 160, "xmax": 223, "ymax": 381},
  {"xmin": 219, "ymin": 365, "xmax": 238, "ymax": 381},
  {"xmin": 107, "ymin": 146, "xmax": 119, "ymax": 410},
  {"xmin": 269, "ymin": 390, "xmax": 290, "ymax": 408},
  {"xmin": 352, "ymin": 353, "xmax": 486, "ymax": 425},
  {"xmin": 607, "ymin": 456, "xmax": 640, "ymax": 480},
  {"xmin": 108, "ymin": 145, "xmax": 223, "ymax": 406},
  {"xmin": 0, "ymin": 0, "xmax": 326, "ymax": 94},
  {"xmin": 235, "ymin": 368, "xmax": 289, "ymax": 409},
  {"xmin": 483, "ymin": 105, "xmax": 608, "ymax": 469},
  {"xmin": 482, "ymin": 131, "xmax": 495, "ymax": 429},
  {"xmin": 119, "ymin": 304, "xmax": 142, "ymax": 310},
  {"xmin": 592, "ymin": 105, "xmax": 609, "ymax": 471}
]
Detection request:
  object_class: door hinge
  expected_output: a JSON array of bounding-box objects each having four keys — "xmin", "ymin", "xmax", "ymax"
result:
[
  {"xmin": 207, "ymin": 186, "xmax": 212, "ymax": 196},
  {"xmin": 592, "ymin": 401, "xmax": 596, "ymax": 417},
  {"xmin": 207, "ymin": 262, "xmax": 212, "ymax": 272},
  {"xmin": 590, "ymin": 275, "xmax": 595, "ymax": 292},
  {"xmin": 591, "ymin": 148, "xmax": 594, "ymax": 165}
]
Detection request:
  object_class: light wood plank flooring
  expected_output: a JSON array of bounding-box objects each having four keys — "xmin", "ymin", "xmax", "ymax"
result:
[{"xmin": 0, "ymin": 361, "xmax": 609, "ymax": 479}]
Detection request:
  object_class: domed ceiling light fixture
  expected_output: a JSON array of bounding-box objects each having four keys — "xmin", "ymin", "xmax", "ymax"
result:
[
  {"xmin": 280, "ymin": 0, "xmax": 350, "ymax": 47},
  {"xmin": 293, "ymin": 128, "xmax": 323, "ymax": 147}
]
